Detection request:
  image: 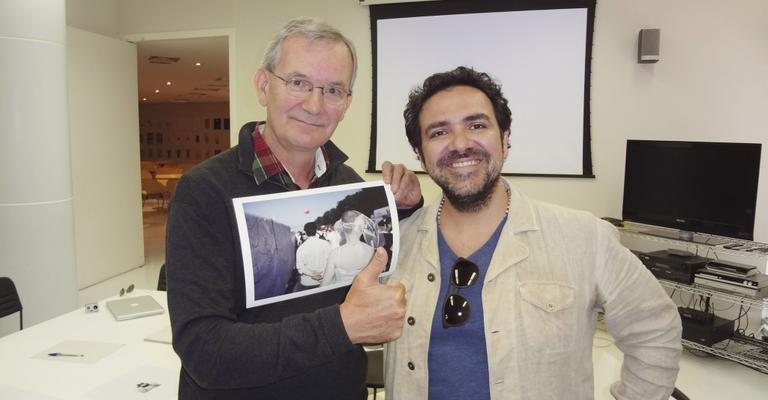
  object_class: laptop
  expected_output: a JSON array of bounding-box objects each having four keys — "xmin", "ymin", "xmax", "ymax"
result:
[{"xmin": 106, "ymin": 295, "xmax": 165, "ymax": 321}]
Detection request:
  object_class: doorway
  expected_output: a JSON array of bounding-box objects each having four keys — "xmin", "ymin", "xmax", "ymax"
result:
[{"xmin": 132, "ymin": 31, "xmax": 233, "ymax": 285}]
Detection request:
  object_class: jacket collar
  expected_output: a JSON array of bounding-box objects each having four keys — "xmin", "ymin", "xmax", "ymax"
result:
[
  {"xmin": 414, "ymin": 180, "xmax": 540, "ymax": 281},
  {"xmin": 416, "ymin": 180, "xmax": 540, "ymax": 233}
]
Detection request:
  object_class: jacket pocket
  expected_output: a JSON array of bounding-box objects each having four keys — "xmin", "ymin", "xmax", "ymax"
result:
[{"xmin": 519, "ymin": 281, "xmax": 576, "ymax": 353}]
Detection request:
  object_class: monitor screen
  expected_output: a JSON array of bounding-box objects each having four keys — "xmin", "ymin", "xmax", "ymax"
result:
[{"xmin": 622, "ymin": 140, "xmax": 762, "ymax": 240}]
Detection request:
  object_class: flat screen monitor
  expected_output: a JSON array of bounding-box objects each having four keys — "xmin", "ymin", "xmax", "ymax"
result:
[{"xmin": 622, "ymin": 140, "xmax": 761, "ymax": 240}]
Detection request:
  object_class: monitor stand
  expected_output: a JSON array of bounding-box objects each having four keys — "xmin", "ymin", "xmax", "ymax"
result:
[{"xmin": 639, "ymin": 228, "xmax": 731, "ymax": 246}]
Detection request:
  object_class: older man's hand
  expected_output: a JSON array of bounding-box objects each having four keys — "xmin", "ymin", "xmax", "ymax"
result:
[
  {"xmin": 340, "ymin": 248, "xmax": 406, "ymax": 345},
  {"xmin": 381, "ymin": 161, "xmax": 421, "ymax": 209}
]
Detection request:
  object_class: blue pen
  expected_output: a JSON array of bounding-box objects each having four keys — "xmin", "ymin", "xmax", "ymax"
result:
[{"xmin": 48, "ymin": 352, "xmax": 84, "ymax": 357}]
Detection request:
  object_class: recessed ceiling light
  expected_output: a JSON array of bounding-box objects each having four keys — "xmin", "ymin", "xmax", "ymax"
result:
[
  {"xmin": 166, "ymin": 81, "xmax": 172, "ymax": 86},
  {"xmin": 195, "ymin": 62, "xmax": 202, "ymax": 66},
  {"xmin": 142, "ymin": 97, "xmax": 147, "ymax": 101},
  {"xmin": 154, "ymin": 89, "xmax": 160, "ymax": 93}
]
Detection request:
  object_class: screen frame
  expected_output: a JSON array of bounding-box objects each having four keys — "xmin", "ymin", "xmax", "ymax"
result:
[{"xmin": 367, "ymin": 0, "xmax": 596, "ymax": 178}]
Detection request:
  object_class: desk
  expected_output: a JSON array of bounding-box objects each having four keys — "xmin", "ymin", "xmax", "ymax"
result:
[
  {"xmin": 3, "ymin": 293, "xmax": 767, "ymax": 399},
  {"xmin": 0, "ymin": 291, "xmax": 179, "ymax": 399}
]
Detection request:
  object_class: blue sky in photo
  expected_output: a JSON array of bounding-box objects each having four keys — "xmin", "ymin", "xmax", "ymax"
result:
[{"xmin": 242, "ymin": 188, "xmax": 363, "ymax": 230}]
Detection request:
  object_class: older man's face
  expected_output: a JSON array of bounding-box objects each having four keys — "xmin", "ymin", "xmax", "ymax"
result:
[{"xmin": 255, "ymin": 35, "xmax": 353, "ymax": 154}]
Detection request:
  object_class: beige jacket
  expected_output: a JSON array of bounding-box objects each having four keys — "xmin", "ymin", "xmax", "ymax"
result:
[{"xmin": 385, "ymin": 182, "xmax": 681, "ymax": 400}]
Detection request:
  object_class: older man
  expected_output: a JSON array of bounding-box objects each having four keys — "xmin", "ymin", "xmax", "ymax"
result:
[{"xmin": 166, "ymin": 18, "xmax": 418, "ymax": 399}]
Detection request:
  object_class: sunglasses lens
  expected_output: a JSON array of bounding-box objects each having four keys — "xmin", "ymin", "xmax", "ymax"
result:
[
  {"xmin": 119, "ymin": 288, "xmax": 125, "ymax": 296},
  {"xmin": 451, "ymin": 258, "xmax": 480, "ymax": 288},
  {"xmin": 127, "ymin": 284, "xmax": 135, "ymax": 294},
  {"xmin": 443, "ymin": 294, "xmax": 471, "ymax": 327}
]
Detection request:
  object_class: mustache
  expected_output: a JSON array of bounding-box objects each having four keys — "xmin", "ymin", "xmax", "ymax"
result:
[{"xmin": 436, "ymin": 148, "xmax": 491, "ymax": 168}]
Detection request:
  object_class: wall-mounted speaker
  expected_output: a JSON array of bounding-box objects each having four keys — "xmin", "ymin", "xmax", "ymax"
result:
[{"xmin": 638, "ymin": 29, "xmax": 660, "ymax": 63}]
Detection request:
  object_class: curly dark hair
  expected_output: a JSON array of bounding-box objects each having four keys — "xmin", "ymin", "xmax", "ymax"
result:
[{"xmin": 403, "ymin": 66, "xmax": 512, "ymax": 155}]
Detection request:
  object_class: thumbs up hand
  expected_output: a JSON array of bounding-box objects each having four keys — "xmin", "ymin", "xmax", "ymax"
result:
[{"xmin": 340, "ymin": 248, "xmax": 406, "ymax": 345}]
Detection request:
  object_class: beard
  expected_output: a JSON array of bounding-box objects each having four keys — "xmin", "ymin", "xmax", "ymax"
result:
[{"xmin": 428, "ymin": 148, "xmax": 501, "ymax": 213}]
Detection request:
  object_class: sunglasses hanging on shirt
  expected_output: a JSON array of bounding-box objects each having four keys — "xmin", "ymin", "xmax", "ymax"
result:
[{"xmin": 442, "ymin": 257, "xmax": 480, "ymax": 328}]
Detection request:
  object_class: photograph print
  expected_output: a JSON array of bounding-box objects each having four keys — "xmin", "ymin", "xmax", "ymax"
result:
[{"xmin": 233, "ymin": 181, "xmax": 399, "ymax": 308}]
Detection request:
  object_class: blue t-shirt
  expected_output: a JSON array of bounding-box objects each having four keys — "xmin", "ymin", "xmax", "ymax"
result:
[{"xmin": 427, "ymin": 217, "xmax": 506, "ymax": 400}]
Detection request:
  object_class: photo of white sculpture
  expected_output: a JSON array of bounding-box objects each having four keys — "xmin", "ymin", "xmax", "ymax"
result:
[{"xmin": 232, "ymin": 181, "xmax": 399, "ymax": 308}]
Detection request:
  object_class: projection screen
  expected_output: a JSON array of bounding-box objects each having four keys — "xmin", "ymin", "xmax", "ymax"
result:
[{"xmin": 368, "ymin": 0, "xmax": 596, "ymax": 177}]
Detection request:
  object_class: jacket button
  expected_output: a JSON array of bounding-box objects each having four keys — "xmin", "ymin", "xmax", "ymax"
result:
[
  {"xmin": 407, "ymin": 316, "xmax": 415, "ymax": 325},
  {"xmin": 407, "ymin": 361, "xmax": 415, "ymax": 370},
  {"xmin": 427, "ymin": 273, "xmax": 435, "ymax": 282}
]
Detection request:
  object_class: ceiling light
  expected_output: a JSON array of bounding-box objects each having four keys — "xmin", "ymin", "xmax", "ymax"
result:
[
  {"xmin": 142, "ymin": 97, "xmax": 147, "ymax": 101},
  {"xmin": 155, "ymin": 89, "xmax": 160, "ymax": 93},
  {"xmin": 195, "ymin": 62, "xmax": 202, "ymax": 66},
  {"xmin": 166, "ymin": 81, "xmax": 172, "ymax": 86}
]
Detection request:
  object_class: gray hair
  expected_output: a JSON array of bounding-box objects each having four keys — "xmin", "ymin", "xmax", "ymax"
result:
[{"xmin": 261, "ymin": 17, "xmax": 358, "ymax": 91}]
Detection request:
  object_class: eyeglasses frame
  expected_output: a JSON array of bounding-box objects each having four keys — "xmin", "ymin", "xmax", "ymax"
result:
[{"xmin": 267, "ymin": 70, "xmax": 351, "ymax": 105}]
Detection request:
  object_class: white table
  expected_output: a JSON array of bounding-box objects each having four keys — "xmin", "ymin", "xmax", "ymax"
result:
[
  {"xmin": 3, "ymin": 292, "xmax": 767, "ymax": 399},
  {"xmin": 592, "ymin": 330, "xmax": 768, "ymax": 399},
  {"xmin": 0, "ymin": 290, "xmax": 179, "ymax": 399}
]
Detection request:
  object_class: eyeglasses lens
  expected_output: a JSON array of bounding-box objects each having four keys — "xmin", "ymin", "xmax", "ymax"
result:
[
  {"xmin": 271, "ymin": 72, "xmax": 349, "ymax": 105},
  {"xmin": 451, "ymin": 258, "xmax": 479, "ymax": 288},
  {"xmin": 443, "ymin": 293, "xmax": 471, "ymax": 326}
]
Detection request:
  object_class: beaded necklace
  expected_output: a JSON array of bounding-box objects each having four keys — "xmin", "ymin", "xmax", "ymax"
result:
[{"xmin": 436, "ymin": 186, "xmax": 511, "ymax": 226}]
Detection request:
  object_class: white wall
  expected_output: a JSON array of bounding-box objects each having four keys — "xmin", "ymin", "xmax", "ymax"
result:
[
  {"xmin": 66, "ymin": 0, "xmax": 118, "ymax": 37},
  {"xmin": 585, "ymin": 0, "xmax": 768, "ymax": 241},
  {"xmin": 109, "ymin": 0, "xmax": 768, "ymax": 241}
]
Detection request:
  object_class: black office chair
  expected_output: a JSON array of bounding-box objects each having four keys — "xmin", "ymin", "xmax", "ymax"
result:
[
  {"xmin": 157, "ymin": 264, "xmax": 167, "ymax": 291},
  {"xmin": 365, "ymin": 345, "xmax": 384, "ymax": 399},
  {"xmin": 671, "ymin": 387, "xmax": 690, "ymax": 400},
  {"xmin": 0, "ymin": 277, "xmax": 23, "ymax": 331}
]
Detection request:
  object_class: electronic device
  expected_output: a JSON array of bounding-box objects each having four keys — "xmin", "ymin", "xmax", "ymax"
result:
[
  {"xmin": 680, "ymin": 313, "xmax": 735, "ymax": 346},
  {"xmin": 638, "ymin": 29, "xmax": 660, "ymax": 63},
  {"xmin": 106, "ymin": 295, "xmax": 164, "ymax": 321},
  {"xmin": 696, "ymin": 271, "xmax": 768, "ymax": 288},
  {"xmin": 85, "ymin": 303, "xmax": 99, "ymax": 313},
  {"xmin": 636, "ymin": 249, "xmax": 709, "ymax": 284},
  {"xmin": 678, "ymin": 307, "xmax": 714, "ymax": 325},
  {"xmin": 704, "ymin": 260, "xmax": 758, "ymax": 278},
  {"xmin": 694, "ymin": 275, "xmax": 768, "ymax": 299},
  {"xmin": 622, "ymin": 140, "xmax": 762, "ymax": 241}
]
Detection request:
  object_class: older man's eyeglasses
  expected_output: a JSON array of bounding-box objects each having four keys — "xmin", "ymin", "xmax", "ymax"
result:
[
  {"xmin": 269, "ymin": 71, "xmax": 351, "ymax": 105},
  {"xmin": 442, "ymin": 258, "xmax": 479, "ymax": 328}
]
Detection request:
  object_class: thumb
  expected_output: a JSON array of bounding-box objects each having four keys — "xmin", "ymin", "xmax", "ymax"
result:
[{"xmin": 354, "ymin": 247, "xmax": 388, "ymax": 286}]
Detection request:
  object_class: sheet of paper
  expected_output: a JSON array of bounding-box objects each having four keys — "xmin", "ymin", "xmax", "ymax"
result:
[
  {"xmin": 232, "ymin": 180, "xmax": 400, "ymax": 308},
  {"xmin": 33, "ymin": 340, "xmax": 124, "ymax": 364},
  {"xmin": 83, "ymin": 365, "xmax": 177, "ymax": 400},
  {"xmin": 143, "ymin": 325, "xmax": 172, "ymax": 345}
]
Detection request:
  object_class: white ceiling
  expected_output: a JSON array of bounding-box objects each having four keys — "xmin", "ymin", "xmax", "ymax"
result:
[{"xmin": 136, "ymin": 36, "xmax": 229, "ymax": 103}]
